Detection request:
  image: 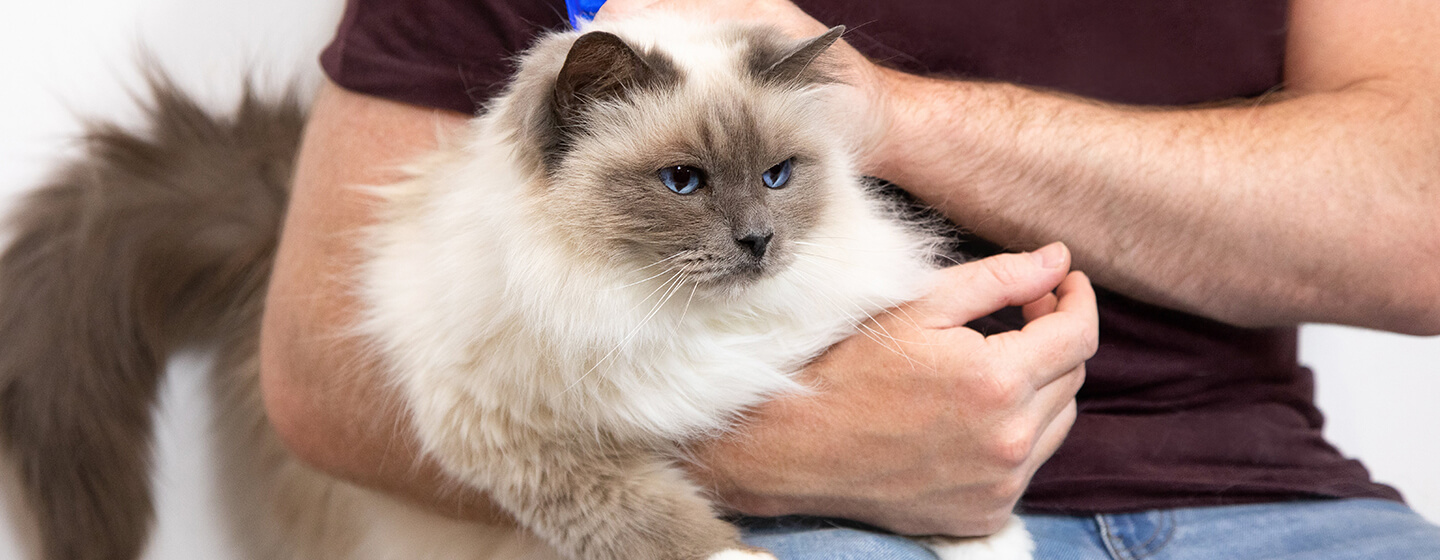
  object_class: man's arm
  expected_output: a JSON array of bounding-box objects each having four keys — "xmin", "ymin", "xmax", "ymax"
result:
[{"xmin": 869, "ymin": 0, "xmax": 1440, "ymax": 333}]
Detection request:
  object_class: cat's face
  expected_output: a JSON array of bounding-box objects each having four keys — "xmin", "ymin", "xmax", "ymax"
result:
[
  {"xmin": 554, "ymin": 91, "xmax": 836, "ymax": 292},
  {"xmin": 520, "ymin": 24, "xmax": 849, "ymax": 294}
]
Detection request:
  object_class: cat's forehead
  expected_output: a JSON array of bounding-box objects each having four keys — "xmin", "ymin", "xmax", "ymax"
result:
[
  {"xmin": 497, "ymin": 17, "xmax": 848, "ymax": 178},
  {"xmin": 575, "ymin": 84, "xmax": 825, "ymax": 174},
  {"xmin": 588, "ymin": 16, "xmax": 836, "ymax": 89},
  {"xmin": 578, "ymin": 22, "xmax": 836, "ymax": 154}
]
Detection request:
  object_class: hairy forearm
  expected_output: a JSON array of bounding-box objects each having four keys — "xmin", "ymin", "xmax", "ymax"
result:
[{"xmin": 874, "ymin": 67, "xmax": 1440, "ymax": 333}]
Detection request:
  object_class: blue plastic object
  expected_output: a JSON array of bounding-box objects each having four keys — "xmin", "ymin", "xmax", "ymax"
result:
[{"xmin": 565, "ymin": 0, "xmax": 608, "ymax": 28}]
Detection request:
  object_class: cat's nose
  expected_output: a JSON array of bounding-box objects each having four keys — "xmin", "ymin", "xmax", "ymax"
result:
[{"xmin": 735, "ymin": 231, "xmax": 774, "ymax": 259}]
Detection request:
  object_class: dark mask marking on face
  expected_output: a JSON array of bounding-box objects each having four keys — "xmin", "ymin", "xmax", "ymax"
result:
[{"xmin": 569, "ymin": 95, "xmax": 828, "ymax": 290}]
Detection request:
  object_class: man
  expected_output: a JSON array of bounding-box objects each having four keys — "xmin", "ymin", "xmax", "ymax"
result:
[{"xmin": 260, "ymin": 0, "xmax": 1440, "ymax": 557}]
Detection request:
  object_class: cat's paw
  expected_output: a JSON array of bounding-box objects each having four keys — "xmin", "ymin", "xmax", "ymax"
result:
[
  {"xmin": 919, "ymin": 516, "xmax": 1034, "ymax": 560},
  {"xmin": 705, "ymin": 548, "xmax": 777, "ymax": 560}
]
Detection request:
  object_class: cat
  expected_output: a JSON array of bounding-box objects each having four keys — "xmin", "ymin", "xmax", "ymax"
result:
[{"xmin": 0, "ymin": 15, "xmax": 1033, "ymax": 560}]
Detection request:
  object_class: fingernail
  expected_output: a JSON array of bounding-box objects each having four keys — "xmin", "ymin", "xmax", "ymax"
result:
[{"xmin": 1032, "ymin": 242, "xmax": 1065, "ymax": 269}]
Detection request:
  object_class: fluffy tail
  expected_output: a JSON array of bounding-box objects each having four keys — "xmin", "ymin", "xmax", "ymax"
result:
[{"xmin": 0, "ymin": 77, "xmax": 304, "ymax": 560}]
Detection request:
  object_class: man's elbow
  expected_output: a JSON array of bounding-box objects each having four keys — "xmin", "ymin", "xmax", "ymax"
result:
[
  {"xmin": 1363, "ymin": 262, "xmax": 1440, "ymax": 336},
  {"xmin": 256, "ymin": 315, "xmax": 360, "ymax": 477},
  {"xmin": 1388, "ymin": 238, "xmax": 1440, "ymax": 335},
  {"xmin": 1391, "ymin": 285, "xmax": 1440, "ymax": 336},
  {"xmin": 257, "ymin": 334, "xmax": 329, "ymax": 470}
]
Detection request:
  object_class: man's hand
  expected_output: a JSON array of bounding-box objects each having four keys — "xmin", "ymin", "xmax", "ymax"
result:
[{"xmin": 692, "ymin": 243, "xmax": 1098, "ymax": 537}]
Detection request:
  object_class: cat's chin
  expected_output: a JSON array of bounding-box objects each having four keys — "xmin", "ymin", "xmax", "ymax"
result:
[
  {"xmin": 691, "ymin": 259, "xmax": 789, "ymax": 300},
  {"xmin": 679, "ymin": 279, "xmax": 757, "ymax": 307},
  {"xmin": 692, "ymin": 274, "xmax": 763, "ymax": 302}
]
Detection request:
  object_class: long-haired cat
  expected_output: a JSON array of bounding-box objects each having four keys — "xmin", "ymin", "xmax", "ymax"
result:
[{"xmin": 0, "ymin": 16, "xmax": 1033, "ymax": 560}]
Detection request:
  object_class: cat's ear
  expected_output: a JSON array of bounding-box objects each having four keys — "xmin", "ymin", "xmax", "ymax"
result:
[
  {"xmin": 759, "ymin": 25, "xmax": 846, "ymax": 84},
  {"xmin": 553, "ymin": 32, "xmax": 671, "ymax": 123}
]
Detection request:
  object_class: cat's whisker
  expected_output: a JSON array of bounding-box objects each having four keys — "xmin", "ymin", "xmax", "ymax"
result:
[
  {"xmin": 853, "ymin": 320, "xmax": 926, "ymax": 372},
  {"xmin": 611, "ymin": 261, "xmax": 684, "ymax": 291},
  {"xmin": 622, "ymin": 264, "xmax": 689, "ymax": 315},
  {"xmin": 932, "ymin": 253, "xmax": 965, "ymax": 266},
  {"xmin": 633, "ymin": 252, "xmax": 687, "ymax": 273},
  {"xmin": 886, "ymin": 302, "xmax": 926, "ymax": 336},
  {"xmin": 795, "ymin": 236, "xmax": 861, "ymax": 244},
  {"xmin": 854, "ymin": 321, "xmax": 909, "ymax": 356},
  {"xmin": 562, "ymin": 264, "xmax": 696, "ymax": 397},
  {"xmin": 795, "ymin": 241, "xmax": 907, "ymax": 254},
  {"xmin": 791, "ymin": 250, "xmax": 846, "ymax": 264},
  {"xmin": 791, "ymin": 254, "xmax": 928, "ymax": 336},
  {"xmin": 785, "ymin": 268, "xmax": 900, "ymax": 351},
  {"xmin": 857, "ymin": 311, "xmax": 907, "ymax": 351},
  {"xmin": 678, "ymin": 281, "xmax": 700, "ymax": 324},
  {"xmin": 786, "ymin": 267, "xmax": 924, "ymax": 368}
]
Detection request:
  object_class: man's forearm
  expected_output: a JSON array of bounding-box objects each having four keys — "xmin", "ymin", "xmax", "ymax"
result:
[{"xmin": 873, "ymin": 62, "xmax": 1440, "ymax": 334}]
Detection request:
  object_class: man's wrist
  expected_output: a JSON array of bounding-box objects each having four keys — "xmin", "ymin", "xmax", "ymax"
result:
[
  {"xmin": 865, "ymin": 67, "xmax": 979, "ymax": 199},
  {"xmin": 865, "ymin": 67, "xmax": 1074, "ymax": 250}
]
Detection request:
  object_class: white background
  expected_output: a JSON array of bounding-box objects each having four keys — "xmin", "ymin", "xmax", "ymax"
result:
[{"xmin": 0, "ymin": 1, "xmax": 1436, "ymax": 558}]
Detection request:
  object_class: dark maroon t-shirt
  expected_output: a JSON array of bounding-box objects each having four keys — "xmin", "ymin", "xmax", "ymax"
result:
[{"xmin": 320, "ymin": 0, "xmax": 1402, "ymax": 513}]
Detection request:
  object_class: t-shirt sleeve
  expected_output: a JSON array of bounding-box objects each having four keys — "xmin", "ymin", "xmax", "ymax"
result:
[{"xmin": 320, "ymin": 0, "xmax": 569, "ymax": 114}]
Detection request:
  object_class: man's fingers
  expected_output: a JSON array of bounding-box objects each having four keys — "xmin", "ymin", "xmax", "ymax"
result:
[
  {"xmin": 1027, "ymin": 271, "xmax": 1100, "ymax": 378},
  {"xmin": 1029, "ymin": 364, "xmax": 1085, "ymax": 432},
  {"xmin": 917, "ymin": 242, "xmax": 1072, "ymax": 328},
  {"xmin": 1051, "ymin": 270, "xmax": 1098, "ymax": 320},
  {"xmin": 1021, "ymin": 292, "xmax": 1058, "ymax": 322},
  {"xmin": 1028, "ymin": 398, "xmax": 1078, "ymax": 471},
  {"xmin": 983, "ymin": 271, "xmax": 1098, "ymax": 388}
]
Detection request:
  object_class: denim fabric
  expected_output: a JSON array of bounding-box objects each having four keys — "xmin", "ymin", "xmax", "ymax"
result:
[
  {"xmin": 739, "ymin": 517, "xmax": 938, "ymax": 560},
  {"xmin": 739, "ymin": 499, "xmax": 1440, "ymax": 559}
]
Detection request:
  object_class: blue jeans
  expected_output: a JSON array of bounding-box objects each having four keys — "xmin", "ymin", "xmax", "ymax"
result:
[{"xmin": 739, "ymin": 499, "xmax": 1440, "ymax": 559}]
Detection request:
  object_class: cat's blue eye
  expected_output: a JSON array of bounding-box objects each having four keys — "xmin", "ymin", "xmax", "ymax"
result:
[
  {"xmin": 762, "ymin": 158, "xmax": 793, "ymax": 189},
  {"xmin": 659, "ymin": 165, "xmax": 704, "ymax": 194}
]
